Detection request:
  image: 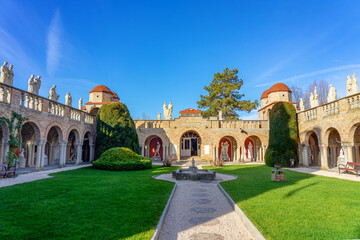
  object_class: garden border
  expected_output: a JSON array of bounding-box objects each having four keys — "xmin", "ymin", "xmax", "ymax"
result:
[
  {"xmin": 217, "ymin": 182, "xmax": 266, "ymax": 240},
  {"xmin": 151, "ymin": 182, "xmax": 177, "ymax": 240}
]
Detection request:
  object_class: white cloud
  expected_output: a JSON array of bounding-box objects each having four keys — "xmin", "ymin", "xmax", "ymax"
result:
[
  {"xmin": 46, "ymin": 9, "xmax": 62, "ymax": 76},
  {"xmin": 255, "ymin": 64, "xmax": 360, "ymax": 88}
]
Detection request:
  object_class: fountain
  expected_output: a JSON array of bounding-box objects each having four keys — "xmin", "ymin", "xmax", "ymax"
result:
[{"xmin": 172, "ymin": 158, "xmax": 216, "ymax": 181}]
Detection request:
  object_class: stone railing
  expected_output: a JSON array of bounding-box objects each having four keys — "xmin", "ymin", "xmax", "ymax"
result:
[
  {"xmin": 134, "ymin": 119, "xmax": 268, "ymax": 130},
  {"xmin": 0, "ymin": 82, "xmax": 95, "ymax": 125},
  {"xmin": 298, "ymin": 92, "xmax": 360, "ymax": 123}
]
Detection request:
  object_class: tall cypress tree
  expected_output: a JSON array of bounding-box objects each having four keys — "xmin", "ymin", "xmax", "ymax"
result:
[{"xmin": 197, "ymin": 68, "xmax": 258, "ymax": 119}]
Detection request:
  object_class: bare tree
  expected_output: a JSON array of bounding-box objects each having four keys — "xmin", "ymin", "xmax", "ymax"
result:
[
  {"xmin": 140, "ymin": 112, "xmax": 150, "ymax": 120},
  {"xmin": 291, "ymin": 85, "xmax": 304, "ymax": 107},
  {"xmin": 293, "ymin": 79, "xmax": 329, "ymax": 110}
]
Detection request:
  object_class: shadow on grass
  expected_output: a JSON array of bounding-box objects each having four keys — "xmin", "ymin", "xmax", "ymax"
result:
[
  {"xmin": 0, "ymin": 165, "xmax": 179, "ymax": 240},
  {"xmin": 284, "ymin": 182, "xmax": 318, "ymax": 198}
]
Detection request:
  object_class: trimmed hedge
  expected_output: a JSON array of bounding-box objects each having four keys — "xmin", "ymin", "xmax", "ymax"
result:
[
  {"xmin": 96, "ymin": 102, "xmax": 140, "ymax": 157},
  {"xmin": 92, "ymin": 147, "xmax": 152, "ymax": 171},
  {"xmin": 265, "ymin": 102, "xmax": 298, "ymax": 167}
]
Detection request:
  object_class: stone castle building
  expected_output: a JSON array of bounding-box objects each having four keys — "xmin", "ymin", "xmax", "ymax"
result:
[{"xmin": 0, "ymin": 62, "xmax": 359, "ymax": 171}]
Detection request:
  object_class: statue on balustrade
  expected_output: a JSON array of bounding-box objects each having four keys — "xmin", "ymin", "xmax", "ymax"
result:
[
  {"xmin": 299, "ymin": 98, "xmax": 304, "ymax": 111},
  {"xmin": 78, "ymin": 98, "xmax": 83, "ymax": 110},
  {"xmin": 49, "ymin": 85, "xmax": 60, "ymax": 101},
  {"xmin": 7, "ymin": 65, "xmax": 14, "ymax": 86},
  {"xmin": 28, "ymin": 74, "xmax": 36, "ymax": 93},
  {"xmin": 310, "ymin": 86, "xmax": 319, "ymax": 108},
  {"xmin": 33, "ymin": 76, "xmax": 41, "ymax": 95},
  {"xmin": 327, "ymin": 84, "xmax": 337, "ymax": 103},
  {"xmin": 347, "ymin": 74, "xmax": 359, "ymax": 96},
  {"xmin": 0, "ymin": 62, "xmax": 8, "ymax": 84},
  {"xmin": 65, "ymin": 92, "xmax": 72, "ymax": 107},
  {"xmin": 163, "ymin": 101, "xmax": 173, "ymax": 120}
]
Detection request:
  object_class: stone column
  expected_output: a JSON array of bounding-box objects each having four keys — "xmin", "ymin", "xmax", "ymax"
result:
[
  {"xmin": 355, "ymin": 144, "xmax": 360, "ymax": 163},
  {"xmin": 162, "ymin": 144, "xmax": 166, "ymax": 161},
  {"xmin": 2, "ymin": 138, "xmax": 9, "ymax": 164},
  {"xmin": 262, "ymin": 146, "xmax": 267, "ymax": 162},
  {"xmin": 0, "ymin": 141, "xmax": 4, "ymax": 164},
  {"xmin": 141, "ymin": 146, "xmax": 144, "ymax": 156},
  {"xmin": 236, "ymin": 146, "xmax": 241, "ymax": 162},
  {"xmin": 320, "ymin": 144, "xmax": 328, "ymax": 170},
  {"xmin": 75, "ymin": 143, "xmax": 83, "ymax": 165},
  {"xmin": 39, "ymin": 140, "xmax": 46, "ymax": 170},
  {"xmin": 89, "ymin": 144, "xmax": 95, "ymax": 162},
  {"xmin": 301, "ymin": 144, "xmax": 309, "ymax": 166},
  {"xmin": 239, "ymin": 145, "xmax": 243, "ymax": 162},
  {"xmin": 348, "ymin": 143, "xmax": 354, "ymax": 162},
  {"xmin": 35, "ymin": 141, "xmax": 42, "ymax": 170}
]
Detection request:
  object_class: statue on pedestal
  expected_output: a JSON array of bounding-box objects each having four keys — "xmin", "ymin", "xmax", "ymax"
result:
[
  {"xmin": 65, "ymin": 93, "xmax": 72, "ymax": 107},
  {"xmin": 0, "ymin": 62, "xmax": 9, "ymax": 84},
  {"xmin": 33, "ymin": 76, "xmax": 41, "ymax": 95},
  {"xmin": 220, "ymin": 141, "xmax": 229, "ymax": 161},
  {"xmin": 7, "ymin": 65, "xmax": 14, "ymax": 86},
  {"xmin": 78, "ymin": 98, "xmax": 83, "ymax": 110},
  {"xmin": 299, "ymin": 98, "xmax": 304, "ymax": 111},
  {"xmin": 347, "ymin": 74, "xmax": 358, "ymax": 96},
  {"xmin": 163, "ymin": 102, "xmax": 173, "ymax": 120},
  {"xmin": 327, "ymin": 84, "xmax": 337, "ymax": 103},
  {"xmin": 154, "ymin": 142, "xmax": 161, "ymax": 158},
  {"xmin": 49, "ymin": 85, "xmax": 59, "ymax": 101},
  {"xmin": 248, "ymin": 142, "xmax": 253, "ymax": 160}
]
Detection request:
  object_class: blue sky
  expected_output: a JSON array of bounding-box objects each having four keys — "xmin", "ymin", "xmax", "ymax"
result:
[{"xmin": 1, "ymin": 0, "xmax": 360, "ymax": 119}]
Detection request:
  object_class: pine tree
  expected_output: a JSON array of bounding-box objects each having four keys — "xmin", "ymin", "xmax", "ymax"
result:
[{"xmin": 197, "ymin": 68, "xmax": 258, "ymax": 119}]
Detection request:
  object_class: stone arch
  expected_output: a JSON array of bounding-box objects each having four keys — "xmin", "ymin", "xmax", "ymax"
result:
[
  {"xmin": 66, "ymin": 125, "xmax": 82, "ymax": 143},
  {"xmin": 324, "ymin": 127, "xmax": 341, "ymax": 168},
  {"xmin": 219, "ymin": 136, "xmax": 238, "ymax": 161},
  {"xmin": 43, "ymin": 121, "xmax": 65, "ymax": 140},
  {"xmin": 305, "ymin": 130, "xmax": 321, "ymax": 166},
  {"xmin": 66, "ymin": 128, "xmax": 81, "ymax": 163},
  {"xmin": 21, "ymin": 121, "xmax": 41, "ymax": 167},
  {"xmin": 350, "ymin": 123, "xmax": 360, "ymax": 163},
  {"xmin": 45, "ymin": 125, "xmax": 63, "ymax": 166},
  {"xmin": 244, "ymin": 135, "xmax": 262, "ymax": 161},
  {"xmin": 82, "ymin": 131, "xmax": 92, "ymax": 162},
  {"xmin": 180, "ymin": 130, "xmax": 201, "ymax": 158}
]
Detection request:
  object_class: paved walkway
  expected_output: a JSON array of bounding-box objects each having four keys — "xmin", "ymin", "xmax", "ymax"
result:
[
  {"xmin": 0, "ymin": 164, "xmax": 91, "ymax": 188},
  {"xmin": 155, "ymin": 172, "xmax": 253, "ymax": 240},
  {"xmin": 284, "ymin": 167, "xmax": 360, "ymax": 182}
]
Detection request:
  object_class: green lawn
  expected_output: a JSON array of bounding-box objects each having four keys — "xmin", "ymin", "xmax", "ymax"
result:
[
  {"xmin": 205, "ymin": 165, "xmax": 360, "ymax": 240},
  {"xmin": 0, "ymin": 165, "xmax": 178, "ymax": 240}
]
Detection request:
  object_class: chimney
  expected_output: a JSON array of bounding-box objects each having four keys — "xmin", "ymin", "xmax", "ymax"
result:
[{"xmin": 157, "ymin": 113, "xmax": 161, "ymax": 120}]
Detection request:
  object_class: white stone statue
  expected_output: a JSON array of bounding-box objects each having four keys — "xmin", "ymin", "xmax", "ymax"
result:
[
  {"xmin": 221, "ymin": 141, "xmax": 229, "ymax": 160},
  {"xmin": 49, "ymin": 85, "xmax": 59, "ymax": 101},
  {"xmin": 310, "ymin": 93, "xmax": 314, "ymax": 108},
  {"xmin": 248, "ymin": 142, "xmax": 253, "ymax": 159},
  {"xmin": 327, "ymin": 84, "xmax": 337, "ymax": 103},
  {"xmin": 154, "ymin": 142, "xmax": 161, "ymax": 157},
  {"xmin": 78, "ymin": 98, "xmax": 83, "ymax": 110},
  {"xmin": 347, "ymin": 74, "xmax": 358, "ymax": 96},
  {"xmin": 0, "ymin": 61, "xmax": 9, "ymax": 84},
  {"xmin": 19, "ymin": 148, "xmax": 26, "ymax": 168},
  {"xmin": 7, "ymin": 65, "xmax": 14, "ymax": 86},
  {"xmin": 310, "ymin": 86, "xmax": 319, "ymax": 108},
  {"xmin": 299, "ymin": 98, "xmax": 304, "ymax": 111},
  {"xmin": 28, "ymin": 74, "xmax": 36, "ymax": 93},
  {"xmin": 163, "ymin": 102, "xmax": 173, "ymax": 120},
  {"xmin": 33, "ymin": 76, "xmax": 41, "ymax": 95},
  {"xmin": 65, "ymin": 92, "xmax": 72, "ymax": 106}
]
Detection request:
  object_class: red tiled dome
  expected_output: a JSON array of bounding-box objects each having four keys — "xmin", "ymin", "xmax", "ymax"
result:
[
  {"xmin": 260, "ymin": 89, "xmax": 270, "ymax": 99},
  {"xmin": 180, "ymin": 108, "xmax": 201, "ymax": 114},
  {"xmin": 89, "ymin": 85, "xmax": 112, "ymax": 94},
  {"xmin": 269, "ymin": 83, "xmax": 292, "ymax": 93},
  {"xmin": 111, "ymin": 91, "xmax": 120, "ymax": 100}
]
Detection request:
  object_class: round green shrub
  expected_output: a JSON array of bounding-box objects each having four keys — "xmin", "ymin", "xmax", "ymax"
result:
[
  {"xmin": 92, "ymin": 147, "xmax": 152, "ymax": 171},
  {"xmin": 265, "ymin": 102, "xmax": 299, "ymax": 167},
  {"xmin": 96, "ymin": 102, "xmax": 140, "ymax": 157}
]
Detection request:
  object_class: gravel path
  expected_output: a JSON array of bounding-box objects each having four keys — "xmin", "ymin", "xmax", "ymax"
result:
[
  {"xmin": 158, "ymin": 180, "xmax": 253, "ymax": 240},
  {"xmin": 284, "ymin": 167, "xmax": 360, "ymax": 182},
  {"xmin": 0, "ymin": 164, "xmax": 91, "ymax": 188}
]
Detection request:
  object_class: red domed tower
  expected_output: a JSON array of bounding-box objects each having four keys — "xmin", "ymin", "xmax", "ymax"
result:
[{"xmin": 85, "ymin": 85, "xmax": 120, "ymax": 115}]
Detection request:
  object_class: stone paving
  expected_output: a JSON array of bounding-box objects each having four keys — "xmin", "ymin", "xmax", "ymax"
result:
[
  {"xmin": 284, "ymin": 167, "xmax": 360, "ymax": 182},
  {"xmin": 0, "ymin": 164, "xmax": 91, "ymax": 188},
  {"xmin": 155, "ymin": 171, "xmax": 253, "ymax": 240}
]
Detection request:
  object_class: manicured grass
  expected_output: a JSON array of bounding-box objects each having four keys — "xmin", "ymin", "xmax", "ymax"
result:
[
  {"xmin": 205, "ymin": 165, "xmax": 360, "ymax": 240},
  {"xmin": 0, "ymin": 165, "xmax": 178, "ymax": 240}
]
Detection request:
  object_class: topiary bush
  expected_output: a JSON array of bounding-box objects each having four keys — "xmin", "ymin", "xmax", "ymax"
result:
[
  {"xmin": 96, "ymin": 102, "xmax": 140, "ymax": 157},
  {"xmin": 92, "ymin": 147, "xmax": 152, "ymax": 171},
  {"xmin": 265, "ymin": 102, "xmax": 298, "ymax": 167}
]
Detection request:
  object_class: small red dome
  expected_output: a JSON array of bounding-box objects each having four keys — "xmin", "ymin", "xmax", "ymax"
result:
[
  {"xmin": 260, "ymin": 89, "xmax": 270, "ymax": 99},
  {"xmin": 180, "ymin": 108, "xmax": 201, "ymax": 114},
  {"xmin": 89, "ymin": 85, "xmax": 112, "ymax": 94},
  {"xmin": 269, "ymin": 83, "xmax": 292, "ymax": 93}
]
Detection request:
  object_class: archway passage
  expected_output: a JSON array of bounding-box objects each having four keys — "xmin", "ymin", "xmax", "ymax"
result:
[
  {"xmin": 82, "ymin": 132, "xmax": 91, "ymax": 162},
  {"xmin": 308, "ymin": 132, "xmax": 320, "ymax": 166},
  {"xmin": 219, "ymin": 136, "xmax": 237, "ymax": 161},
  {"xmin": 180, "ymin": 131, "xmax": 201, "ymax": 158},
  {"xmin": 46, "ymin": 126, "xmax": 63, "ymax": 166},
  {"xmin": 353, "ymin": 125, "xmax": 360, "ymax": 163},
  {"xmin": 327, "ymin": 128, "xmax": 341, "ymax": 168},
  {"xmin": 0, "ymin": 122, "xmax": 9, "ymax": 164},
  {"xmin": 21, "ymin": 122, "xmax": 40, "ymax": 167},
  {"xmin": 67, "ymin": 129, "xmax": 79, "ymax": 163}
]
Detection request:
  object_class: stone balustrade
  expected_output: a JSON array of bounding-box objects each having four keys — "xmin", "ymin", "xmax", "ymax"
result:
[
  {"xmin": 134, "ymin": 119, "xmax": 268, "ymax": 129},
  {"xmin": 0, "ymin": 82, "xmax": 95, "ymax": 125},
  {"xmin": 298, "ymin": 92, "xmax": 360, "ymax": 123}
]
